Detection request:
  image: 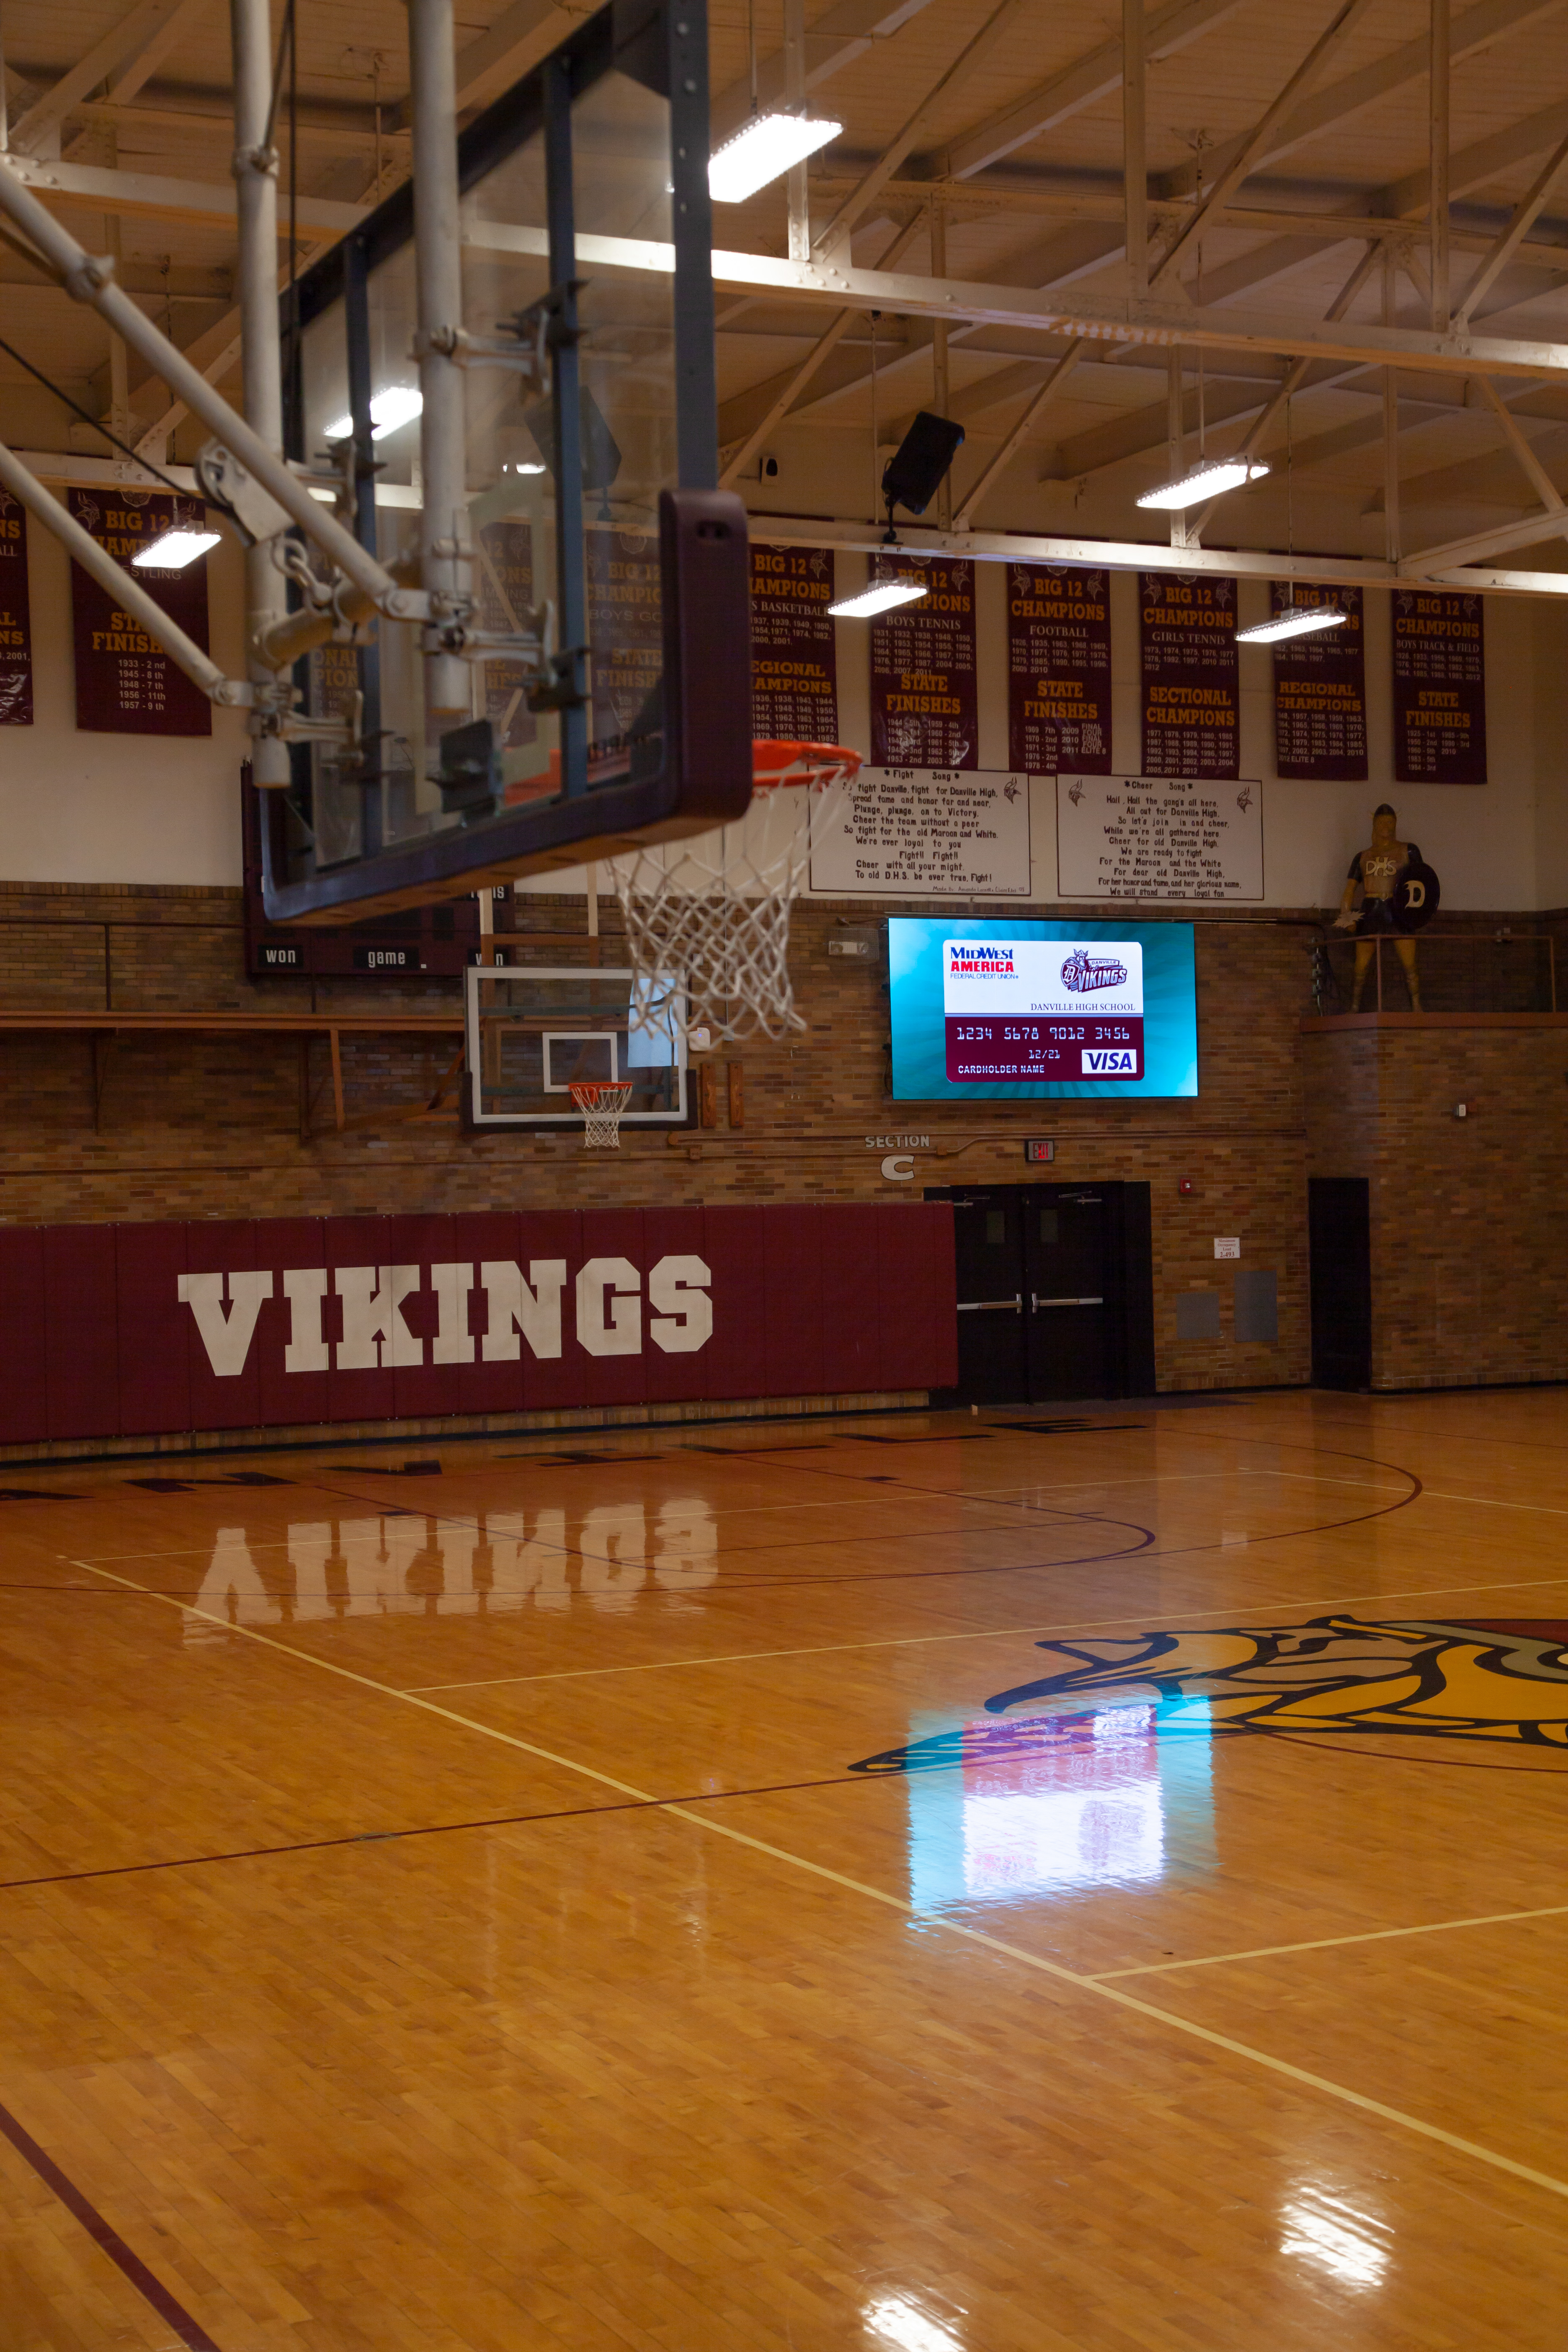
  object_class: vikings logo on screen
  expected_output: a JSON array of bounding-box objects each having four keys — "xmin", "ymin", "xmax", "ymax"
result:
[
  {"xmin": 850, "ymin": 1615, "xmax": 1568, "ymax": 1776},
  {"xmin": 942, "ymin": 937, "xmax": 1145, "ymax": 1083}
]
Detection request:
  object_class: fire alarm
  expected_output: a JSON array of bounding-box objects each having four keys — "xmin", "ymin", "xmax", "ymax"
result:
[{"xmin": 1179, "ymin": 1178, "xmax": 1194, "ymax": 1196}]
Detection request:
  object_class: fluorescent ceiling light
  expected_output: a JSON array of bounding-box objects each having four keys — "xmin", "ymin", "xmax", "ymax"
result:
[
  {"xmin": 323, "ymin": 384, "xmax": 424, "ymax": 441},
  {"xmin": 828, "ymin": 579, "xmax": 928, "ymax": 618},
  {"xmin": 1237, "ymin": 604, "xmax": 1348, "ymax": 644},
  {"xmin": 709, "ymin": 112, "xmax": 841, "ymax": 203},
  {"xmin": 505, "ymin": 460, "xmax": 547, "ymax": 475},
  {"xmin": 131, "ymin": 528, "xmax": 219, "ymax": 570},
  {"xmin": 1137, "ymin": 458, "xmax": 1269, "ymax": 511}
]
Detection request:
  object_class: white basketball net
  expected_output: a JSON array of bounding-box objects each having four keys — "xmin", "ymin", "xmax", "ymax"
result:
[
  {"xmin": 569, "ymin": 1079, "xmax": 633, "ymax": 1148},
  {"xmin": 606, "ymin": 743, "xmax": 861, "ymax": 1042}
]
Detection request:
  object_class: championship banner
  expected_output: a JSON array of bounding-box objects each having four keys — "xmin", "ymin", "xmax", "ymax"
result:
[
  {"xmin": 750, "ymin": 543, "xmax": 838, "ymax": 742},
  {"xmin": 1006, "ymin": 560, "xmax": 1112, "ymax": 774},
  {"xmin": 0, "ymin": 488, "xmax": 31, "ymax": 726},
  {"xmin": 476, "ymin": 518, "xmax": 538, "ymax": 752},
  {"xmin": 1392, "ymin": 588, "xmax": 1486, "ymax": 784},
  {"xmin": 870, "ymin": 556, "xmax": 978, "ymax": 769},
  {"xmin": 585, "ymin": 525, "xmax": 661, "ymax": 760},
  {"xmin": 68, "ymin": 487, "xmax": 211, "ymax": 736},
  {"xmin": 1139, "ymin": 572, "xmax": 1238, "ymax": 780},
  {"xmin": 1271, "ymin": 583, "xmax": 1367, "ymax": 781}
]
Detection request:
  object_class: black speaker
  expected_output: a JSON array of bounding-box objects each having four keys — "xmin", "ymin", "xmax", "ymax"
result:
[{"xmin": 882, "ymin": 410, "xmax": 965, "ymax": 517}]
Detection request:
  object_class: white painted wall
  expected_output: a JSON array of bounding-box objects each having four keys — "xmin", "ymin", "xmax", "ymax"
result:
[{"xmin": 0, "ymin": 516, "xmax": 248, "ymax": 889}]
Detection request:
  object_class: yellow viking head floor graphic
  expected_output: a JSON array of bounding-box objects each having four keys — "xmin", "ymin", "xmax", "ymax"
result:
[{"xmin": 850, "ymin": 1616, "xmax": 1568, "ymax": 1775}]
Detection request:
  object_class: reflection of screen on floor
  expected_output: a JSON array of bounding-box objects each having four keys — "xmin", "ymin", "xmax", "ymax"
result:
[{"xmin": 887, "ymin": 917, "xmax": 1197, "ymax": 1101}]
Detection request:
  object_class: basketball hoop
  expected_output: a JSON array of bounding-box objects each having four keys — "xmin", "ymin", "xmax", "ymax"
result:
[
  {"xmin": 568, "ymin": 1079, "xmax": 634, "ymax": 1148},
  {"xmin": 606, "ymin": 741, "xmax": 862, "ymax": 1042}
]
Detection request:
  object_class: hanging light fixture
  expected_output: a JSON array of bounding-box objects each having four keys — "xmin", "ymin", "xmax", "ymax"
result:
[
  {"xmin": 1137, "ymin": 457, "xmax": 1269, "ymax": 510},
  {"xmin": 1236, "ymin": 603, "xmax": 1347, "ymax": 642},
  {"xmin": 828, "ymin": 578, "xmax": 928, "ymax": 618},
  {"xmin": 709, "ymin": 0, "xmax": 839, "ymax": 203},
  {"xmin": 132, "ymin": 528, "xmax": 220, "ymax": 570}
]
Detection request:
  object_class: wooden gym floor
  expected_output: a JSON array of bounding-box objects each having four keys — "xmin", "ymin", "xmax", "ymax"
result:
[{"xmin": 3, "ymin": 1389, "xmax": 1568, "ymax": 2351}]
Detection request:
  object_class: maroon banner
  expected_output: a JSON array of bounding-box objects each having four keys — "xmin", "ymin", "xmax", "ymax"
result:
[
  {"xmin": 750, "ymin": 542, "xmax": 838, "ymax": 742},
  {"xmin": 477, "ymin": 517, "xmax": 538, "ymax": 752},
  {"xmin": 0, "ymin": 489, "xmax": 31, "ymax": 726},
  {"xmin": 1271, "ymin": 583, "xmax": 1367, "ymax": 780},
  {"xmin": 586, "ymin": 524, "xmax": 660, "ymax": 759},
  {"xmin": 1393, "ymin": 587, "xmax": 1486, "ymax": 784},
  {"xmin": 1140, "ymin": 572, "xmax": 1238, "ymax": 779},
  {"xmin": 0, "ymin": 1204, "xmax": 956, "ymax": 1446},
  {"xmin": 870, "ymin": 556, "xmax": 978, "ymax": 769},
  {"xmin": 1006, "ymin": 560, "xmax": 1112, "ymax": 774},
  {"xmin": 68, "ymin": 487, "xmax": 211, "ymax": 735}
]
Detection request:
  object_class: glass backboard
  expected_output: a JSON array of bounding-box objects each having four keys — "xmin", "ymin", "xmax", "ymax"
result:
[
  {"xmin": 466, "ymin": 964, "xmax": 687, "ymax": 1127},
  {"xmin": 262, "ymin": 0, "xmax": 751, "ymax": 927}
]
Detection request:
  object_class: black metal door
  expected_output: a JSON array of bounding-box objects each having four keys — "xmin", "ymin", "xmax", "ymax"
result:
[
  {"xmin": 1023, "ymin": 1188, "xmax": 1112, "ymax": 1400},
  {"xmin": 1309, "ymin": 1177, "xmax": 1371, "ymax": 1388},
  {"xmin": 948, "ymin": 1191, "xmax": 1028, "ymax": 1404}
]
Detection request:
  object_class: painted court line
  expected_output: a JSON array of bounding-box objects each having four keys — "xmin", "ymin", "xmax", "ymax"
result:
[
  {"xmin": 66, "ymin": 1554, "xmax": 1568, "ymax": 2214},
  {"xmin": 404, "ymin": 1567, "xmax": 1568, "ymax": 1691},
  {"xmin": 1091, "ymin": 1900, "xmax": 1568, "ymax": 1980}
]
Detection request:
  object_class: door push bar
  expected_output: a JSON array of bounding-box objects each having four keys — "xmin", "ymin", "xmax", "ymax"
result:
[
  {"xmin": 957, "ymin": 1295, "xmax": 1023, "ymax": 1314},
  {"xmin": 1031, "ymin": 1295, "xmax": 1105, "ymax": 1308}
]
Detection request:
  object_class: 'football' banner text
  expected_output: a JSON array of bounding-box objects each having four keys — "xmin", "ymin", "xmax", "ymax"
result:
[
  {"xmin": 1139, "ymin": 572, "xmax": 1238, "ymax": 780},
  {"xmin": 1271, "ymin": 583, "xmax": 1367, "ymax": 781},
  {"xmin": 1006, "ymin": 562, "xmax": 1112, "ymax": 773},
  {"xmin": 750, "ymin": 543, "xmax": 838, "ymax": 742},
  {"xmin": 1392, "ymin": 589, "xmax": 1486, "ymax": 783},
  {"xmin": 69, "ymin": 488, "xmax": 211, "ymax": 736},
  {"xmin": 870, "ymin": 557, "xmax": 978, "ymax": 769}
]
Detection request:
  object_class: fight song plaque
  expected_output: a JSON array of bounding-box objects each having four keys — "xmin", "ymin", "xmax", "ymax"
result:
[
  {"xmin": 1392, "ymin": 589, "xmax": 1487, "ymax": 784},
  {"xmin": 1139, "ymin": 573, "xmax": 1238, "ymax": 780},
  {"xmin": 944, "ymin": 937, "xmax": 1144, "ymax": 1084},
  {"xmin": 586, "ymin": 526, "xmax": 660, "ymax": 759},
  {"xmin": 0, "ymin": 489, "xmax": 31, "ymax": 726},
  {"xmin": 809, "ymin": 768, "xmax": 1030, "ymax": 896},
  {"xmin": 69, "ymin": 488, "xmax": 211, "ymax": 735},
  {"xmin": 750, "ymin": 543, "xmax": 838, "ymax": 741},
  {"xmin": 1006, "ymin": 561, "xmax": 1112, "ymax": 774},
  {"xmin": 869, "ymin": 557, "xmax": 978, "ymax": 769},
  {"xmin": 1271, "ymin": 583, "xmax": 1367, "ymax": 781}
]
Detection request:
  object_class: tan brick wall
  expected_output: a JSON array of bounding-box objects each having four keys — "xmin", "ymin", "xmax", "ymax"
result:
[
  {"xmin": 1304, "ymin": 1021, "xmax": 1568, "ymax": 1390},
  {"xmin": 10, "ymin": 881, "xmax": 1557, "ymax": 1396}
]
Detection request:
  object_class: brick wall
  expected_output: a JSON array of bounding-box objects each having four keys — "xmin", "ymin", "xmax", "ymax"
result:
[{"xmin": 10, "ymin": 881, "xmax": 1560, "ymax": 1396}]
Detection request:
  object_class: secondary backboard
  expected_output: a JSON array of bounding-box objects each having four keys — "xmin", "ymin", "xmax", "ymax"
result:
[
  {"xmin": 465, "ymin": 964, "xmax": 688, "ymax": 1127},
  {"xmin": 260, "ymin": 0, "xmax": 752, "ymax": 928}
]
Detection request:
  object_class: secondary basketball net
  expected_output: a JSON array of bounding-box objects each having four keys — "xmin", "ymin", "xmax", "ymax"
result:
[
  {"xmin": 569, "ymin": 1080, "xmax": 633, "ymax": 1148},
  {"xmin": 607, "ymin": 741, "xmax": 862, "ymax": 1042}
]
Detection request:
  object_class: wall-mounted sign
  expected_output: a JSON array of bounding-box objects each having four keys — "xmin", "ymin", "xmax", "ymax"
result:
[
  {"xmin": 0, "ymin": 492, "xmax": 31, "ymax": 726},
  {"xmin": 1271, "ymin": 583, "xmax": 1367, "ymax": 781},
  {"xmin": 810, "ymin": 767, "xmax": 1030, "ymax": 895},
  {"xmin": 1056, "ymin": 773, "xmax": 1263, "ymax": 901},
  {"xmin": 585, "ymin": 525, "xmax": 660, "ymax": 761},
  {"xmin": 750, "ymin": 542, "xmax": 838, "ymax": 742},
  {"xmin": 1214, "ymin": 1236, "xmax": 1240, "ymax": 1259},
  {"xmin": 869, "ymin": 556, "xmax": 978, "ymax": 769},
  {"xmin": 68, "ymin": 487, "xmax": 211, "ymax": 736},
  {"xmin": 1139, "ymin": 572, "xmax": 1238, "ymax": 780},
  {"xmin": 1392, "ymin": 589, "xmax": 1486, "ymax": 784},
  {"xmin": 1006, "ymin": 561, "xmax": 1112, "ymax": 774}
]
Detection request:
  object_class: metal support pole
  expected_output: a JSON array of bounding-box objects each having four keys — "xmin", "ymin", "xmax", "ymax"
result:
[
  {"xmin": 1431, "ymin": 0, "xmax": 1450, "ymax": 330},
  {"xmin": 343, "ymin": 233, "xmax": 386, "ymax": 849},
  {"xmin": 930, "ymin": 199, "xmax": 951, "ymax": 531},
  {"xmin": 0, "ymin": 152, "xmax": 416, "ymax": 616},
  {"xmin": 1383, "ymin": 247, "xmax": 1400, "ymax": 565},
  {"xmin": 0, "ymin": 439, "xmax": 242, "ymax": 704},
  {"xmin": 1167, "ymin": 346, "xmax": 1186, "ymax": 549},
  {"xmin": 1123, "ymin": 0, "xmax": 1147, "ymax": 300},
  {"xmin": 230, "ymin": 0, "xmax": 291, "ymax": 779},
  {"xmin": 408, "ymin": 0, "xmax": 472, "ymax": 729},
  {"xmin": 784, "ymin": 0, "xmax": 810, "ymax": 264}
]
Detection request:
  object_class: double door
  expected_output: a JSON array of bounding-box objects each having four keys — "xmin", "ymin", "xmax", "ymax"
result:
[{"xmin": 932, "ymin": 1181, "xmax": 1154, "ymax": 1406}]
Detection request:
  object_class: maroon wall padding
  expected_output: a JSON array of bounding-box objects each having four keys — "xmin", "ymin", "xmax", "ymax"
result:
[{"xmin": 0, "ymin": 1202, "xmax": 957, "ymax": 1448}]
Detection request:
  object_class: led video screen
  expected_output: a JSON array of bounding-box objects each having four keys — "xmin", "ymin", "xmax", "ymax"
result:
[{"xmin": 887, "ymin": 917, "xmax": 1198, "ymax": 1101}]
